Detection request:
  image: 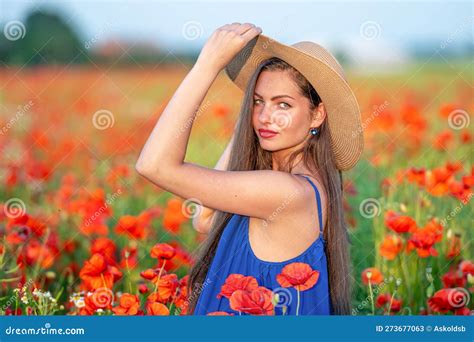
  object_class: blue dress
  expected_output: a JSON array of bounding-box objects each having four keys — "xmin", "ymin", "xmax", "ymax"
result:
[{"xmin": 193, "ymin": 174, "xmax": 332, "ymax": 315}]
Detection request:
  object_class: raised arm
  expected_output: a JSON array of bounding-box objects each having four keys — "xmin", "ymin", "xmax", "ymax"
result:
[{"xmin": 135, "ymin": 23, "xmax": 308, "ymax": 221}]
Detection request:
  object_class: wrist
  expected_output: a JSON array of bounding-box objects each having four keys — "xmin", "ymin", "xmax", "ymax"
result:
[{"xmin": 193, "ymin": 59, "xmax": 221, "ymax": 78}]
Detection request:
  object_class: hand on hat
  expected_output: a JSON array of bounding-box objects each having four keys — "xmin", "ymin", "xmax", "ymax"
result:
[{"xmin": 196, "ymin": 22, "xmax": 262, "ymax": 74}]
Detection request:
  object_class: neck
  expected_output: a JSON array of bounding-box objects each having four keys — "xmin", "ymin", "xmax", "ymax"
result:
[{"xmin": 271, "ymin": 149, "xmax": 307, "ymax": 174}]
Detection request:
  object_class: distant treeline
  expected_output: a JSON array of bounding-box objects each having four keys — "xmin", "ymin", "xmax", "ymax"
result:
[{"xmin": 0, "ymin": 9, "xmax": 199, "ymax": 66}]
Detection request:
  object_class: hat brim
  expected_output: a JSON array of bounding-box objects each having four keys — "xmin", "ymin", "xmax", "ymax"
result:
[{"xmin": 224, "ymin": 34, "xmax": 364, "ymax": 171}]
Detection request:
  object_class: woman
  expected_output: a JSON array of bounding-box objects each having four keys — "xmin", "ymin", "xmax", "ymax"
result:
[{"xmin": 136, "ymin": 23, "xmax": 363, "ymax": 315}]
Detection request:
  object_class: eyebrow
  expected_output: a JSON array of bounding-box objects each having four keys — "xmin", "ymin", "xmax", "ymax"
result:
[{"xmin": 254, "ymin": 92, "xmax": 295, "ymax": 100}]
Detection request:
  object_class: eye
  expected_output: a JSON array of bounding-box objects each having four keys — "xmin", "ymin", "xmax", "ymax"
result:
[
  {"xmin": 253, "ymin": 98, "xmax": 263, "ymax": 105},
  {"xmin": 278, "ymin": 102, "xmax": 291, "ymax": 109}
]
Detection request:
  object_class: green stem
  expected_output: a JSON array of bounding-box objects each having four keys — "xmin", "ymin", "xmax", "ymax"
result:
[
  {"xmin": 387, "ymin": 289, "xmax": 397, "ymax": 315},
  {"xmin": 396, "ymin": 253, "xmax": 410, "ymax": 300},
  {"xmin": 125, "ymin": 258, "xmax": 133, "ymax": 294},
  {"xmin": 368, "ymin": 280, "xmax": 375, "ymax": 315},
  {"xmin": 154, "ymin": 260, "xmax": 167, "ymax": 294},
  {"xmin": 296, "ymin": 289, "xmax": 301, "ymax": 316}
]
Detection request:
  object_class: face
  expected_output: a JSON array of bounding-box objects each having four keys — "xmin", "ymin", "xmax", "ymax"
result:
[{"xmin": 252, "ymin": 70, "xmax": 323, "ymax": 153}]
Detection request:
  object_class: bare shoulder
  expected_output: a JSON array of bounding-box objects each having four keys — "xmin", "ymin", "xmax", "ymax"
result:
[{"xmin": 291, "ymin": 173, "xmax": 328, "ymax": 232}]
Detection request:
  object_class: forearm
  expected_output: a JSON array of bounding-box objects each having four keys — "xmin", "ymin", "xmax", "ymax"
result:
[{"xmin": 136, "ymin": 62, "xmax": 219, "ymax": 173}]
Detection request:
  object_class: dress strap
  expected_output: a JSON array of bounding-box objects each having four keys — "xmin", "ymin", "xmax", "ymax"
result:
[{"xmin": 295, "ymin": 174, "xmax": 324, "ymax": 236}]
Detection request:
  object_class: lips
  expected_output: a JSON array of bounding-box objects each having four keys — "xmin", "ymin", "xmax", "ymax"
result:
[{"xmin": 258, "ymin": 129, "xmax": 278, "ymax": 139}]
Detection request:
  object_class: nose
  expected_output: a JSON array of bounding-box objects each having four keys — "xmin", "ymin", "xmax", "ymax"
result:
[{"xmin": 257, "ymin": 104, "xmax": 273, "ymax": 125}]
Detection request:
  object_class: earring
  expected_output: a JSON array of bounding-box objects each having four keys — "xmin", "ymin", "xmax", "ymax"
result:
[{"xmin": 310, "ymin": 127, "xmax": 319, "ymax": 136}]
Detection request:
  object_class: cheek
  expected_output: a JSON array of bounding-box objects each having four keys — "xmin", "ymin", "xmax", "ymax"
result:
[
  {"xmin": 252, "ymin": 111, "xmax": 259, "ymax": 132},
  {"xmin": 284, "ymin": 109, "xmax": 309, "ymax": 136}
]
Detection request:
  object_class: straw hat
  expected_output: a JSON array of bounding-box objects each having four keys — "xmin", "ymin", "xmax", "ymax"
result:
[{"xmin": 224, "ymin": 33, "xmax": 364, "ymax": 171}]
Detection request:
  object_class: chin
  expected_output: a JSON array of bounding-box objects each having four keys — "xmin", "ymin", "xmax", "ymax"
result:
[{"xmin": 258, "ymin": 141, "xmax": 281, "ymax": 152}]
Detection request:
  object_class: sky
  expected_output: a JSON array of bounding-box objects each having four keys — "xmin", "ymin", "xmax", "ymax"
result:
[{"xmin": 1, "ymin": 0, "xmax": 472, "ymax": 65}]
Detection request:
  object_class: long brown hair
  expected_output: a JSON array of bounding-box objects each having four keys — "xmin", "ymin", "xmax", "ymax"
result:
[{"xmin": 187, "ymin": 57, "xmax": 352, "ymax": 315}]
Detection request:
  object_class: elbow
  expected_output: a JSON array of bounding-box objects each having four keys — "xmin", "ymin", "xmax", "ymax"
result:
[
  {"xmin": 135, "ymin": 160, "xmax": 150, "ymax": 176},
  {"xmin": 135, "ymin": 160, "xmax": 164, "ymax": 184},
  {"xmin": 192, "ymin": 219, "xmax": 211, "ymax": 234},
  {"xmin": 192, "ymin": 212, "xmax": 213, "ymax": 234},
  {"xmin": 135, "ymin": 159, "xmax": 177, "ymax": 188},
  {"xmin": 135, "ymin": 160, "xmax": 151, "ymax": 177}
]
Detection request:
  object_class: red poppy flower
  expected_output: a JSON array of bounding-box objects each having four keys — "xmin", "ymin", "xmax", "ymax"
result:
[
  {"xmin": 407, "ymin": 219, "xmax": 443, "ymax": 258},
  {"xmin": 79, "ymin": 253, "xmax": 122, "ymax": 290},
  {"xmin": 147, "ymin": 302, "xmax": 170, "ymax": 315},
  {"xmin": 112, "ymin": 293, "xmax": 140, "ymax": 315},
  {"xmin": 170, "ymin": 275, "xmax": 189, "ymax": 314},
  {"xmin": 163, "ymin": 198, "xmax": 188, "ymax": 234},
  {"xmin": 22, "ymin": 240, "xmax": 55, "ymax": 269},
  {"xmin": 138, "ymin": 283, "xmax": 149, "ymax": 294},
  {"xmin": 376, "ymin": 293, "xmax": 402, "ymax": 313},
  {"xmin": 361, "ymin": 267, "xmax": 384, "ymax": 285},
  {"xmin": 79, "ymin": 288, "xmax": 115, "ymax": 315},
  {"xmin": 115, "ymin": 215, "xmax": 146, "ymax": 240},
  {"xmin": 379, "ymin": 235, "xmax": 403, "ymax": 260},
  {"xmin": 147, "ymin": 274, "xmax": 179, "ymax": 303},
  {"xmin": 90, "ymin": 238, "xmax": 116, "ymax": 264},
  {"xmin": 459, "ymin": 260, "xmax": 474, "ymax": 276},
  {"xmin": 150, "ymin": 243, "xmax": 176, "ymax": 260},
  {"xmin": 406, "ymin": 167, "xmax": 426, "ymax": 187},
  {"xmin": 442, "ymin": 269, "xmax": 467, "ymax": 288},
  {"xmin": 229, "ymin": 287, "xmax": 274, "ymax": 315},
  {"xmin": 276, "ymin": 262, "xmax": 320, "ymax": 291},
  {"xmin": 384, "ymin": 210, "xmax": 417, "ymax": 234},
  {"xmin": 425, "ymin": 166, "xmax": 455, "ymax": 196},
  {"xmin": 217, "ymin": 274, "xmax": 259, "ymax": 299},
  {"xmin": 6, "ymin": 213, "xmax": 47, "ymax": 237},
  {"xmin": 428, "ymin": 288, "xmax": 469, "ymax": 313},
  {"xmin": 140, "ymin": 268, "xmax": 161, "ymax": 282}
]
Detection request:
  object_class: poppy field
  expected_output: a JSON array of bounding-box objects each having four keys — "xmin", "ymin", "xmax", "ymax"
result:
[{"xmin": 0, "ymin": 60, "xmax": 472, "ymax": 316}]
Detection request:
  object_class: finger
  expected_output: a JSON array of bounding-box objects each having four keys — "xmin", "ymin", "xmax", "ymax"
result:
[
  {"xmin": 241, "ymin": 26, "xmax": 262, "ymax": 41},
  {"xmin": 218, "ymin": 23, "xmax": 231, "ymax": 31},
  {"xmin": 235, "ymin": 23, "xmax": 254, "ymax": 35},
  {"xmin": 221, "ymin": 22, "xmax": 240, "ymax": 31}
]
